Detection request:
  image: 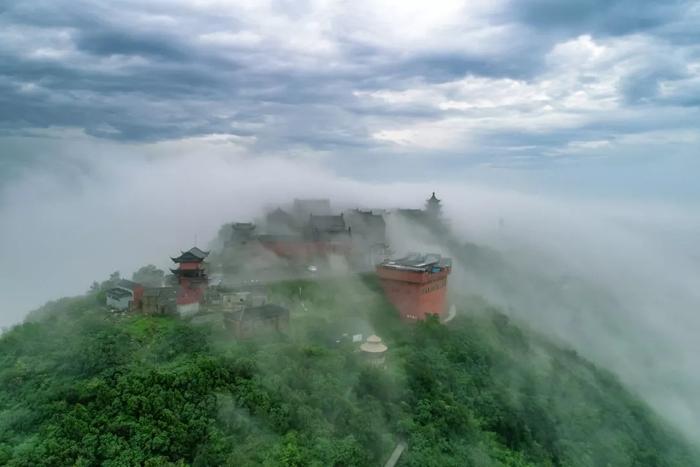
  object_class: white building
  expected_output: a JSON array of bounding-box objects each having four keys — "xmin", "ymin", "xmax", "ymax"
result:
[
  {"xmin": 106, "ymin": 279, "xmax": 143, "ymax": 312},
  {"xmin": 177, "ymin": 302, "xmax": 200, "ymax": 317}
]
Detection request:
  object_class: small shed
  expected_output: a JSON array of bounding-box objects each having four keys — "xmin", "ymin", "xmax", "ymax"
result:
[
  {"xmin": 106, "ymin": 288, "xmax": 132, "ymax": 311},
  {"xmin": 106, "ymin": 279, "xmax": 144, "ymax": 311}
]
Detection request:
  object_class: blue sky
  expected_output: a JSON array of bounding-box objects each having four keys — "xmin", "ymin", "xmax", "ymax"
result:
[{"xmin": 1, "ymin": 0, "xmax": 699, "ymax": 198}]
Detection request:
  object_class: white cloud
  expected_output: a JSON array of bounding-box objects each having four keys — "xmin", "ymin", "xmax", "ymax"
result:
[
  {"xmin": 547, "ymin": 139, "xmax": 613, "ymax": 156},
  {"xmin": 357, "ymin": 33, "xmax": 700, "ymax": 153},
  {"xmin": 372, "ymin": 118, "xmax": 475, "ymax": 150},
  {"xmin": 333, "ymin": 0, "xmax": 508, "ymax": 53},
  {"xmin": 198, "ymin": 31, "xmax": 263, "ymax": 47}
]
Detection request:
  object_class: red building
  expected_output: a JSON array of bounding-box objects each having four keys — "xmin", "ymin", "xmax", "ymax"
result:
[
  {"xmin": 170, "ymin": 247, "xmax": 209, "ymax": 314},
  {"xmin": 170, "ymin": 247, "xmax": 209, "ymax": 287},
  {"xmin": 256, "ymin": 213, "xmax": 352, "ymax": 262},
  {"xmin": 376, "ymin": 253, "xmax": 452, "ymax": 321}
]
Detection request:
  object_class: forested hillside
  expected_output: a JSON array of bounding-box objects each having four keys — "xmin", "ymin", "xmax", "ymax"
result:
[{"xmin": 0, "ymin": 277, "xmax": 696, "ymax": 466}]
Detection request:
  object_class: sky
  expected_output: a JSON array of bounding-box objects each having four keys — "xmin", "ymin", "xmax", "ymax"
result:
[
  {"xmin": 1, "ymin": 0, "xmax": 700, "ymax": 443},
  {"xmin": 1, "ymin": 0, "xmax": 699, "ymax": 196}
]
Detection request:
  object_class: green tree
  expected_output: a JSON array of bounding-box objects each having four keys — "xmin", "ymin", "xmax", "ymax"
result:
[{"xmin": 132, "ymin": 265, "xmax": 166, "ymax": 287}]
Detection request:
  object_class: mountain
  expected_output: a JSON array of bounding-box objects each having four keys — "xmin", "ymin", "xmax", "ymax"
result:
[{"xmin": 0, "ymin": 276, "xmax": 697, "ymax": 466}]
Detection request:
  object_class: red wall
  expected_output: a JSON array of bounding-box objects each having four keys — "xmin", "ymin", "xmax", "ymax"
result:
[
  {"xmin": 133, "ymin": 285, "xmax": 145, "ymax": 307},
  {"xmin": 177, "ymin": 285, "xmax": 204, "ymax": 305},
  {"xmin": 377, "ymin": 266, "xmax": 450, "ymax": 321},
  {"xmin": 179, "ymin": 262, "xmax": 203, "ymax": 271},
  {"xmin": 375, "ymin": 267, "xmax": 449, "ymax": 284}
]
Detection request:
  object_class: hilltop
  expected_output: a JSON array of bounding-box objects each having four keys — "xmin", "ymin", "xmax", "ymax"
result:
[{"xmin": 0, "ymin": 275, "xmax": 697, "ymax": 466}]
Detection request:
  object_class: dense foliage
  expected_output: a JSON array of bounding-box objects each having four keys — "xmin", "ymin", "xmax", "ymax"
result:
[{"xmin": 0, "ymin": 278, "xmax": 697, "ymax": 466}]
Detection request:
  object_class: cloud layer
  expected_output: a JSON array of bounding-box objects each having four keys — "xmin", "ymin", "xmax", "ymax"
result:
[{"xmin": 1, "ymin": 0, "xmax": 698, "ymax": 169}]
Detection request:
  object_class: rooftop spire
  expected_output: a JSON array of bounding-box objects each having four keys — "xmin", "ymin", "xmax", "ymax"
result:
[{"xmin": 425, "ymin": 192, "xmax": 442, "ymax": 215}]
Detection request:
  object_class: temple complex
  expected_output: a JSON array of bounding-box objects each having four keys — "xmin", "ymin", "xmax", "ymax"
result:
[
  {"xmin": 376, "ymin": 253, "xmax": 452, "ymax": 321},
  {"xmin": 221, "ymin": 192, "xmax": 445, "ymax": 274},
  {"xmin": 107, "ymin": 192, "xmax": 453, "ymax": 339}
]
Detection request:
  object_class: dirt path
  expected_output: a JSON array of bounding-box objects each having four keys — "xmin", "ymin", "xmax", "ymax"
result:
[{"xmin": 384, "ymin": 442, "xmax": 407, "ymax": 467}]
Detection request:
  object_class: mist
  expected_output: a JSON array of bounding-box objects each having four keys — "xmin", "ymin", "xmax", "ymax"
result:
[
  {"xmin": 2, "ymin": 132, "xmax": 700, "ymax": 446},
  {"xmin": 388, "ymin": 189, "xmax": 700, "ymax": 443}
]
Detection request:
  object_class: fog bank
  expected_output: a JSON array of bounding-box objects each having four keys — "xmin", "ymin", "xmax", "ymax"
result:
[{"xmin": 2, "ymin": 136, "xmax": 699, "ymax": 444}]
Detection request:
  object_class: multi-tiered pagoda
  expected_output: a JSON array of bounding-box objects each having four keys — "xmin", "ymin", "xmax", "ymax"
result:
[
  {"xmin": 170, "ymin": 246, "xmax": 209, "ymax": 287},
  {"xmin": 169, "ymin": 247, "xmax": 209, "ymax": 316},
  {"xmin": 425, "ymin": 192, "xmax": 442, "ymax": 219}
]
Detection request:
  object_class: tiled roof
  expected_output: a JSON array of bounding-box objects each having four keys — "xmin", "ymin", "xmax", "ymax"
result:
[
  {"xmin": 172, "ymin": 247, "xmax": 209, "ymax": 263},
  {"xmin": 309, "ymin": 214, "xmax": 346, "ymax": 232},
  {"xmin": 380, "ymin": 253, "xmax": 452, "ymax": 272},
  {"xmin": 107, "ymin": 288, "xmax": 132, "ymax": 298},
  {"xmin": 233, "ymin": 222, "xmax": 255, "ymax": 231},
  {"xmin": 116, "ymin": 279, "xmax": 141, "ymax": 291}
]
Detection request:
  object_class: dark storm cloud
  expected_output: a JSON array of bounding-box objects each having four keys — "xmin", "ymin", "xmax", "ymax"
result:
[
  {"xmin": 391, "ymin": 51, "xmax": 546, "ymax": 82},
  {"xmin": 512, "ymin": 0, "xmax": 688, "ymax": 36},
  {"xmin": 75, "ymin": 29, "xmax": 188, "ymax": 61},
  {"xmin": 0, "ymin": 0, "xmax": 379, "ymax": 144}
]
